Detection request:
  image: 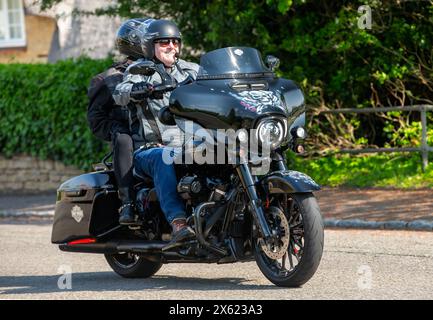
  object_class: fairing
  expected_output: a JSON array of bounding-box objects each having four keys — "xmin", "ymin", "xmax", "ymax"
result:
[{"xmin": 170, "ymin": 74, "xmax": 305, "ymax": 132}]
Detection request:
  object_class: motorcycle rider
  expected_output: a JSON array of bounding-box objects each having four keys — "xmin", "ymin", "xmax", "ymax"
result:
[
  {"xmin": 113, "ymin": 19, "xmax": 200, "ymax": 249},
  {"xmin": 87, "ymin": 18, "xmax": 150, "ymax": 225}
]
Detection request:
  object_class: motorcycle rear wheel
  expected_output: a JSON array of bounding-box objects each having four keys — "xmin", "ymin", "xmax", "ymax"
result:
[
  {"xmin": 105, "ymin": 253, "xmax": 162, "ymax": 278},
  {"xmin": 254, "ymin": 192, "xmax": 324, "ymax": 287}
]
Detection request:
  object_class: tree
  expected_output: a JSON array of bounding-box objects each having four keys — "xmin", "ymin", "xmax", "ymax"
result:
[{"xmin": 38, "ymin": 0, "xmax": 433, "ymax": 151}]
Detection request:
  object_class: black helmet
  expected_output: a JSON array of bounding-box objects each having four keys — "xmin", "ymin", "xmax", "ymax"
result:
[
  {"xmin": 140, "ymin": 19, "xmax": 182, "ymax": 59},
  {"xmin": 115, "ymin": 18, "xmax": 154, "ymax": 59}
]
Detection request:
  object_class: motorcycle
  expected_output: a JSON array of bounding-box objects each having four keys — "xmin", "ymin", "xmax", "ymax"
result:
[{"xmin": 51, "ymin": 47, "xmax": 324, "ymax": 287}]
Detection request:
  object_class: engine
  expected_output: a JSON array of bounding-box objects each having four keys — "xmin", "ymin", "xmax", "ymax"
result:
[{"xmin": 177, "ymin": 174, "xmax": 230, "ymax": 206}]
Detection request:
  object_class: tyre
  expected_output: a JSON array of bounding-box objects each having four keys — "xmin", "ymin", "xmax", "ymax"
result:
[
  {"xmin": 254, "ymin": 192, "xmax": 324, "ymax": 287},
  {"xmin": 104, "ymin": 253, "xmax": 162, "ymax": 278}
]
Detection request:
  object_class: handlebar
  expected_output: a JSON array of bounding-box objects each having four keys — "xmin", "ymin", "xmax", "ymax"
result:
[
  {"xmin": 151, "ymin": 74, "xmax": 195, "ymax": 95},
  {"xmin": 129, "ymin": 60, "xmax": 195, "ymax": 98}
]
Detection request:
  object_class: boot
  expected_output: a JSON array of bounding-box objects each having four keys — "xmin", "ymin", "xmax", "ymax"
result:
[
  {"xmin": 118, "ymin": 187, "xmax": 136, "ymax": 225},
  {"xmin": 118, "ymin": 203, "xmax": 136, "ymax": 225},
  {"xmin": 162, "ymin": 218, "xmax": 195, "ymax": 251}
]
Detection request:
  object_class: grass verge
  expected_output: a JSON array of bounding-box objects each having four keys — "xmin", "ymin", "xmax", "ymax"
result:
[{"xmin": 287, "ymin": 152, "xmax": 433, "ymax": 189}]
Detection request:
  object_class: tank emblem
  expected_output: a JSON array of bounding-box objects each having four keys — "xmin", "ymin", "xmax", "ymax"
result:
[
  {"xmin": 71, "ymin": 205, "xmax": 84, "ymax": 223},
  {"xmin": 234, "ymin": 49, "xmax": 244, "ymax": 56}
]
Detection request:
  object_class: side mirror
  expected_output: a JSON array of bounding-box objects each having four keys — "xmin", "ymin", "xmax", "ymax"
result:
[
  {"xmin": 265, "ymin": 55, "xmax": 280, "ymax": 71},
  {"xmin": 129, "ymin": 60, "xmax": 157, "ymax": 76},
  {"xmin": 158, "ymin": 106, "xmax": 176, "ymax": 125}
]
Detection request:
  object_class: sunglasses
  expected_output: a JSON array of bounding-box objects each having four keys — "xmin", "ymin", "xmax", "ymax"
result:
[{"xmin": 154, "ymin": 38, "xmax": 181, "ymax": 47}]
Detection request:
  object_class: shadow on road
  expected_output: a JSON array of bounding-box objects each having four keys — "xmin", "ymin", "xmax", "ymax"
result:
[{"xmin": 0, "ymin": 272, "xmax": 285, "ymax": 295}]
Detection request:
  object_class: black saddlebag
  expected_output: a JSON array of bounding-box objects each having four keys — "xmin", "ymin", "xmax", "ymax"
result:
[{"xmin": 51, "ymin": 170, "xmax": 120, "ymax": 244}]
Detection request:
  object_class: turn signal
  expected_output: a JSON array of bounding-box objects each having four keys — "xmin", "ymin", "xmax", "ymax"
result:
[{"xmin": 296, "ymin": 145, "xmax": 305, "ymax": 154}]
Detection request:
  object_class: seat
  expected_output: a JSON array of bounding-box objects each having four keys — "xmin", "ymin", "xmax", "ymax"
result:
[{"xmin": 133, "ymin": 167, "xmax": 154, "ymax": 186}]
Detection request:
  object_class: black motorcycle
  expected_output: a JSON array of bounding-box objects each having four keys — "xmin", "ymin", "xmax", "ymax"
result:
[{"xmin": 51, "ymin": 47, "xmax": 324, "ymax": 287}]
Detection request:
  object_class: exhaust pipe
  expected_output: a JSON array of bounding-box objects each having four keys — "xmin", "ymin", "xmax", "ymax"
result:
[
  {"xmin": 59, "ymin": 240, "xmax": 168, "ymax": 254},
  {"xmin": 60, "ymin": 239, "xmax": 230, "ymax": 264}
]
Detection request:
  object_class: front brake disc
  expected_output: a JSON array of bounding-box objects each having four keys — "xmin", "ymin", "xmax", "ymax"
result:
[{"xmin": 259, "ymin": 206, "xmax": 290, "ymax": 260}]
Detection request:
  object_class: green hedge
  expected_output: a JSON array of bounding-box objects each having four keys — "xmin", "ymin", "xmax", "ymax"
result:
[{"xmin": 0, "ymin": 57, "xmax": 114, "ymax": 171}]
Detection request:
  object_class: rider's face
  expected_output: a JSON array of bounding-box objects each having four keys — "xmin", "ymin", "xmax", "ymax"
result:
[{"xmin": 154, "ymin": 39, "xmax": 180, "ymax": 67}]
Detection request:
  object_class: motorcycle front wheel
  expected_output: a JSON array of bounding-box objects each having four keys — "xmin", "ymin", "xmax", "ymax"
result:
[
  {"xmin": 105, "ymin": 253, "xmax": 162, "ymax": 278},
  {"xmin": 254, "ymin": 192, "xmax": 324, "ymax": 287}
]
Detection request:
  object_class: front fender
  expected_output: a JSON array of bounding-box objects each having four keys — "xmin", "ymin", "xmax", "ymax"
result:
[{"xmin": 260, "ymin": 170, "xmax": 321, "ymax": 194}]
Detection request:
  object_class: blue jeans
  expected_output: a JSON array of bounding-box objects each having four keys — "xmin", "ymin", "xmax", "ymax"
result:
[{"xmin": 133, "ymin": 147, "xmax": 185, "ymax": 224}]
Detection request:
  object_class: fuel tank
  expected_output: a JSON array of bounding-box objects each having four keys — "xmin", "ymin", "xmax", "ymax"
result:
[{"xmin": 51, "ymin": 170, "xmax": 120, "ymax": 244}]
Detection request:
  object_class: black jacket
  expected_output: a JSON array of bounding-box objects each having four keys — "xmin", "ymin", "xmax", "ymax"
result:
[{"xmin": 87, "ymin": 61, "xmax": 131, "ymax": 142}]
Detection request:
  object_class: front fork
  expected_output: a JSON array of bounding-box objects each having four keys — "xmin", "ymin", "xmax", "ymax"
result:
[
  {"xmin": 236, "ymin": 163, "xmax": 274, "ymax": 240},
  {"xmin": 272, "ymin": 150, "xmax": 287, "ymax": 171}
]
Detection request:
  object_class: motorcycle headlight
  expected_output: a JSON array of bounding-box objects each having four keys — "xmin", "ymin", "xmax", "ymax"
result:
[{"xmin": 256, "ymin": 118, "xmax": 286, "ymax": 150}]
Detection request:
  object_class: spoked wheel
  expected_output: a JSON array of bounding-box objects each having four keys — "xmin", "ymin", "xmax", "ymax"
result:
[
  {"xmin": 105, "ymin": 252, "xmax": 162, "ymax": 278},
  {"xmin": 254, "ymin": 192, "xmax": 324, "ymax": 287}
]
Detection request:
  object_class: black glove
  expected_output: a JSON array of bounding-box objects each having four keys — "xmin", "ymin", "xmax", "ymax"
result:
[
  {"xmin": 151, "ymin": 90, "xmax": 164, "ymax": 100},
  {"xmin": 130, "ymin": 82, "xmax": 153, "ymax": 101}
]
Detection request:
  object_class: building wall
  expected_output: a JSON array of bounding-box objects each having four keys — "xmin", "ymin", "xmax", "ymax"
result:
[
  {"xmin": 0, "ymin": 14, "xmax": 56, "ymax": 63},
  {"xmin": 0, "ymin": 154, "xmax": 82, "ymax": 194},
  {"xmin": 27, "ymin": 0, "xmax": 122, "ymax": 62},
  {"xmin": 48, "ymin": 0, "xmax": 121, "ymax": 61},
  {"xmin": 0, "ymin": 0, "xmax": 122, "ymax": 64}
]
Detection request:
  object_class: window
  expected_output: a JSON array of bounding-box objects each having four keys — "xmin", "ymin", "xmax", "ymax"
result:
[{"xmin": 0, "ymin": 0, "xmax": 26, "ymax": 48}]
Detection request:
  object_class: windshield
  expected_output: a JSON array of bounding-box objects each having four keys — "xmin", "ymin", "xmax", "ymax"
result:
[{"xmin": 197, "ymin": 47, "xmax": 274, "ymax": 80}]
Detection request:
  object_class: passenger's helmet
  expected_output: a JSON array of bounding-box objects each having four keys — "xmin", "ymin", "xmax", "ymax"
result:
[
  {"xmin": 140, "ymin": 19, "xmax": 182, "ymax": 59},
  {"xmin": 115, "ymin": 18, "xmax": 153, "ymax": 59}
]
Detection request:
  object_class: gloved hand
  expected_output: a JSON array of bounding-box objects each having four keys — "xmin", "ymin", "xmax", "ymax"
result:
[{"xmin": 130, "ymin": 82, "xmax": 153, "ymax": 101}]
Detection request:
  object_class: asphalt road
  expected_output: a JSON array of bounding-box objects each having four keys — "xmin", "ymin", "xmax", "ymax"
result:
[{"xmin": 0, "ymin": 221, "xmax": 432, "ymax": 300}]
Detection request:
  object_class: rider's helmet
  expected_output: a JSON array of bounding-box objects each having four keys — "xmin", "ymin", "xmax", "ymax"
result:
[
  {"xmin": 139, "ymin": 19, "xmax": 182, "ymax": 60},
  {"xmin": 115, "ymin": 18, "xmax": 152, "ymax": 59}
]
